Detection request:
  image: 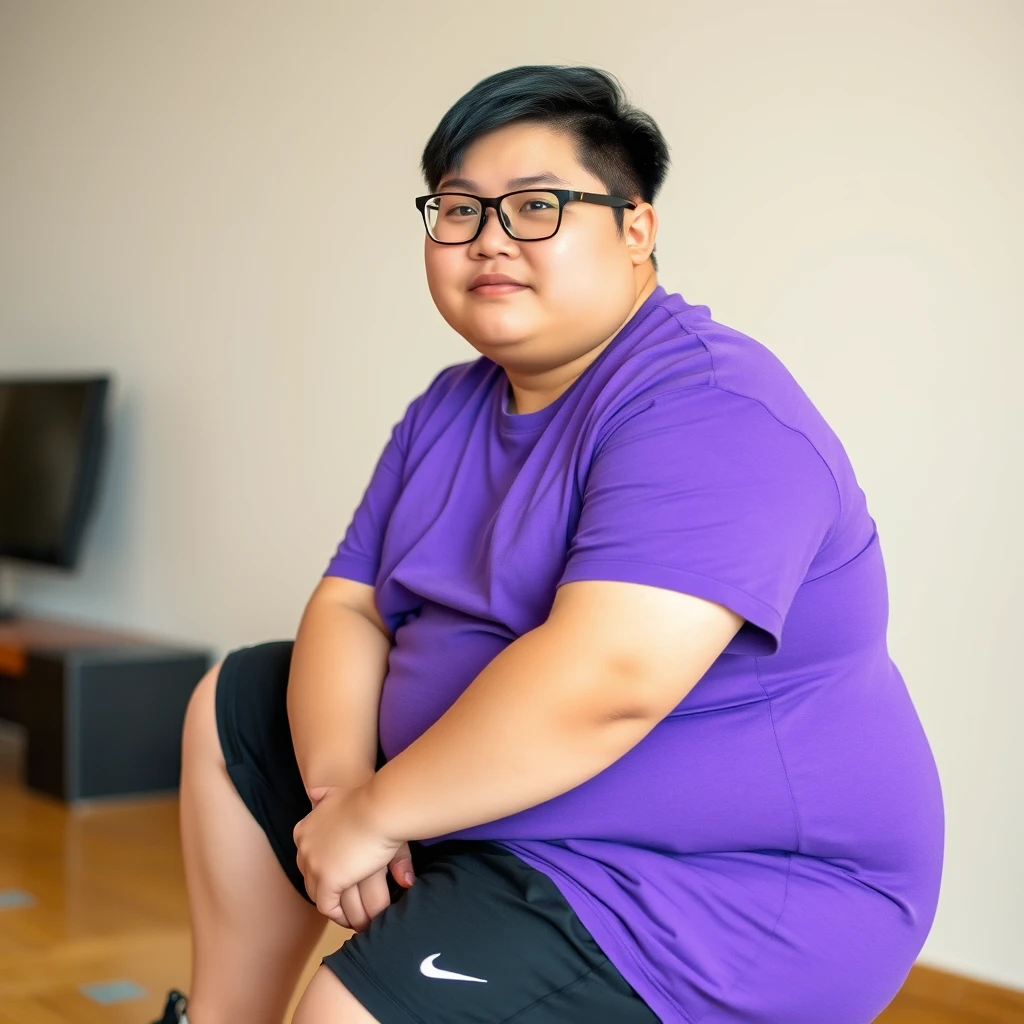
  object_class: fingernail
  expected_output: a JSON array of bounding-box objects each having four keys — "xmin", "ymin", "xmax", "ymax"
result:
[{"xmin": 404, "ymin": 872, "xmax": 415, "ymax": 886}]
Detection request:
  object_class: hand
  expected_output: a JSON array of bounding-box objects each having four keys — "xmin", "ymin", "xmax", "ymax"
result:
[
  {"xmin": 301, "ymin": 786, "xmax": 417, "ymax": 932},
  {"xmin": 295, "ymin": 784, "xmax": 409, "ymax": 928}
]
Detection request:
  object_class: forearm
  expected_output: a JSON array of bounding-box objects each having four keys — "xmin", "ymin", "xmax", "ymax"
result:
[
  {"xmin": 363, "ymin": 621, "xmax": 661, "ymax": 842},
  {"xmin": 287, "ymin": 586, "xmax": 392, "ymax": 794}
]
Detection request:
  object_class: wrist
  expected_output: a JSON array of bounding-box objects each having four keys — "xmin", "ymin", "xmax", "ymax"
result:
[
  {"xmin": 301, "ymin": 761, "xmax": 376, "ymax": 801},
  {"xmin": 360, "ymin": 768, "xmax": 402, "ymax": 844}
]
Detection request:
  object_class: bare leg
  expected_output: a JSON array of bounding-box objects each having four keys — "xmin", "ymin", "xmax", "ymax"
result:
[
  {"xmin": 292, "ymin": 966, "xmax": 381, "ymax": 1024},
  {"xmin": 180, "ymin": 664, "xmax": 327, "ymax": 1024}
]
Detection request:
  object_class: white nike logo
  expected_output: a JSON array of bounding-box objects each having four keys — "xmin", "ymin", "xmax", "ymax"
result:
[{"xmin": 419, "ymin": 953, "xmax": 488, "ymax": 983}]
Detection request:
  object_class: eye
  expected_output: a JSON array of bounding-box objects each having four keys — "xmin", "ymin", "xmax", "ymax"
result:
[
  {"xmin": 520, "ymin": 199, "xmax": 555, "ymax": 213},
  {"xmin": 445, "ymin": 205, "xmax": 479, "ymax": 218}
]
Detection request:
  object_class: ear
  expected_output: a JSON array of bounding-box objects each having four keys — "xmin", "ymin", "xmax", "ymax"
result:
[{"xmin": 625, "ymin": 201, "xmax": 658, "ymax": 266}]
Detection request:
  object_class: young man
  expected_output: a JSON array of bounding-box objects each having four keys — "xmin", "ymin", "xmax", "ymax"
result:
[{"xmin": 158, "ymin": 66, "xmax": 944, "ymax": 1024}]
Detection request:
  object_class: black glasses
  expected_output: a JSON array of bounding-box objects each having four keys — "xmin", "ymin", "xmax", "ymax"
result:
[{"xmin": 414, "ymin": 189, "xmax": 637, "ymax": 244}]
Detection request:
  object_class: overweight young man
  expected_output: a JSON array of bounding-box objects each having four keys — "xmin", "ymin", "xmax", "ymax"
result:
[{"xmin": 156, "ymin": 65, "xmax": 944, "ymax": 1024}]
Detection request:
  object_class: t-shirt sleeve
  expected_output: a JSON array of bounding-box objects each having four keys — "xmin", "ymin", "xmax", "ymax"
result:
[
  {"xmin": 323, "ymin": 388, "xmax": 429, "ymax": 585},
  {"xmin": 558, "ymin": 385, "xmax": 839, "ymax": 656}
]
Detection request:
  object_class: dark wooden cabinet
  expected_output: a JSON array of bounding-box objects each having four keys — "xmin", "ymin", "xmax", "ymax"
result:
[{"xmin": 0, "ymin": 617, "xmax": 210, "ymax": 801}]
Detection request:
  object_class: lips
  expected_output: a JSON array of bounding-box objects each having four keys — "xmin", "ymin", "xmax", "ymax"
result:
[{"xmin": 470, "ymin": 275, "xmax": 527, "ymax": 290}]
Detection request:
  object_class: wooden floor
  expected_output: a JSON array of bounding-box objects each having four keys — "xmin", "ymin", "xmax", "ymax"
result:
[{"xmin": 0, "ymin": 741, "xmax": 1013, "ymax": 1022}]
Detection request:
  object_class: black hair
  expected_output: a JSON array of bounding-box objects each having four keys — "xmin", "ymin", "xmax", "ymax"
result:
[{"xmin": 421, "ymin": 65, "xmax": 670, "ymax": 269}]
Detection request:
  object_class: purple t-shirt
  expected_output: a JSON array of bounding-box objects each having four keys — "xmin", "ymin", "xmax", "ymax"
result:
[{"xmin": 325, "ymin": 286, "xmax": 944, "ymax": 1024}]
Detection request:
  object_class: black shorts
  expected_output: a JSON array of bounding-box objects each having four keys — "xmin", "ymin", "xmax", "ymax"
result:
[{"xmin": 215, "ymin": 641, "xmax": 660, "ymax": 1024}]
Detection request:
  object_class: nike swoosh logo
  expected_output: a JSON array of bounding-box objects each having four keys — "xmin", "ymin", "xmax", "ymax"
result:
[{"xmin": 419, "ymin": 953, "xmax": 488, "ymax": 983}]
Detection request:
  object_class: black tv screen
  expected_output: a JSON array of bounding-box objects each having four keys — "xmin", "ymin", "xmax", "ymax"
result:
[{"xmin": 0, "ymin": 375, "xmax": 110, "ymax": 568}]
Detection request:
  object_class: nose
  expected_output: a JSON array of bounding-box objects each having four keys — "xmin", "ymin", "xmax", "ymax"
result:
[{"xmin": 468, "ymin": 204, "xmax": 520, "ymax": 260}]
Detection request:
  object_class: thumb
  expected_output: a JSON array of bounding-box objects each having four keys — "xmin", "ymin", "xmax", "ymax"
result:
[
  {"xmin": 389, "ymin": 841, "xmax": 415, "ymax": 887},
  {"xmin": 308, "ymin": 786, "xmax": 330, "ymax": 807}
]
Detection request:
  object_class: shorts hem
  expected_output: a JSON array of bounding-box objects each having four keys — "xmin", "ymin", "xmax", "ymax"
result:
[{"xmin": 324, "ymin": 944, "xmax": 427, "ymax": 1024}]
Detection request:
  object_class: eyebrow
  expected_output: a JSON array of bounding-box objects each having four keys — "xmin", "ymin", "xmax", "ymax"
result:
[{"xmin": 435, "ymin": 172, "xmax": 572, "ymax": 192}]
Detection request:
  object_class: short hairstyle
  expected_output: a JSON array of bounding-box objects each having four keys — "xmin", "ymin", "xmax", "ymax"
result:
[{"xmin": 421, "ymin": 65, "xmax": 670, "ymax": 269}]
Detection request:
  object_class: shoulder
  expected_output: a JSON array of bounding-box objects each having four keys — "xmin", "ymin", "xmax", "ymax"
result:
[
  {"xmin": 420, "ymin": 357, "xmax": 485, "ymax": 404},
  {"xmin": 396, "ymin": 356, "xmax": 489, "ymax": 431},
  {"xmin": 584, "ymin": 298, "xmax": 851, "ymax": 516},
  {"xmin": 592, "ymin": 299, "xmax": 830, "ymax": 460}
]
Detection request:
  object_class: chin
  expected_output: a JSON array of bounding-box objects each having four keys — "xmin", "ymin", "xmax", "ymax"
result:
[
  {"xmin": 462, "ymin": 330, "xmax": 527, "ymax": 356},
  {"xmin": 458, "ymin": 308, "xmax": 533, "ymax": 351}
]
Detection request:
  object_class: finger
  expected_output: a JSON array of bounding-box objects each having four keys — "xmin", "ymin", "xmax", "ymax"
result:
[
  {"xmin": 326, "ymin": 910, "xmax": 349, "ymax": 927},
  {"xmin": 389, "ymin": 843, "xmax": 416, "ymax": 888},
  {"xmin": 360, "ymin": 869, "xmax": 392, "ymax": 920},
  {"xmin": 331, "ymin": 907, "xmax": 353, "ymax": 930},
  {"xmin": 340, "ymin": 884, "xmax": 370, "ymax": 933},
  {"xmin": 313, "ymin": 879, "xmax": 351, "ymax": 929},
  {"xmin": 326, "ymin": 901, "xmax": 353, "ymax": 929},
  {"xmin": 302, "ymin": 870, "xmax": 317, "ymax": 907},
  {"xmin": 316, "ymin": 881, "xmax": 345, "ymax": 926}
]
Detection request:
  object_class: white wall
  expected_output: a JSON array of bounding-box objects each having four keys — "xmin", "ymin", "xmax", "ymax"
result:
[{"xmin": 1, "ymin": 0, "xmax": 1020, "ymax": 992}]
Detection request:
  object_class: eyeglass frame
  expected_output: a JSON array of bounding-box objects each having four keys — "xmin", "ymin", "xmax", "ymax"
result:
[{"xmin": 414, "ymin": 188, "xmax": 638, "ymax": 245}]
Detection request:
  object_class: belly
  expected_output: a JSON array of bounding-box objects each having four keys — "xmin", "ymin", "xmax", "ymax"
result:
[{"xmin": 378, "ymin": 601, "xmax": 513, "ymax": 759}]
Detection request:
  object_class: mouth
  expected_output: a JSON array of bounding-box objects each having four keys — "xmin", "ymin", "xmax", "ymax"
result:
[{"xmin": 470, "ymin": 282, "xmax": 529, "ymax": 296}]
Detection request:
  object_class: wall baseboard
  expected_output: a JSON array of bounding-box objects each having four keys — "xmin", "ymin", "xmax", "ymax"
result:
[{"xmin": 898, "ymin": 963, "xmax": 1024, "ymax": 1022}]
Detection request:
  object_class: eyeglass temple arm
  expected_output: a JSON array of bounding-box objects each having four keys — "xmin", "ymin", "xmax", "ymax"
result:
[{"xmin": 573, "ymin": 192, "xmax": 637, "ymax": 210}]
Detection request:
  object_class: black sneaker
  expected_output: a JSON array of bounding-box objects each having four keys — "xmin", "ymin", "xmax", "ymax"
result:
[{"xmin": 151, "ymin": 990, "xmax": 189, "ymax": 1023}]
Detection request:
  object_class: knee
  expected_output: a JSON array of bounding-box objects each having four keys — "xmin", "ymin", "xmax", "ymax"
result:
[{"xmin": 293, "ymin": 966, "xmax": 381, "ymax": 1024}]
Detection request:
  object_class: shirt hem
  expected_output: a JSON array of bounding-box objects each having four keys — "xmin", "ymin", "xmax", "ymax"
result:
[{"xmin": 323, "ymin": 556, "xmax": 378, "ymax": 586}]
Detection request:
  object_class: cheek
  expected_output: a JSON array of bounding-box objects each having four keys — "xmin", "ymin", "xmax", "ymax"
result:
[
  {"xmin": 423, "ymin": 248, "xmax": 462, "ymax": 308},
  {"xmin": 536, "ymin": 230, "xmax": 624, "ymax": 306}
]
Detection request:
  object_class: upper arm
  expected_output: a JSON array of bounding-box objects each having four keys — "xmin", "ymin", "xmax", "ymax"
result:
[
  {"xmin": 559, "ymin": 386, "xmax": 838, "ymax": 657},
  {"xmin": 311, "ymin": 575, "xmax": 392, "ymax": 642},
  {"xmin": 322, "ymin": 421, "xmax": 408, "ymax": 587},
  {"xmin": 322, "ymin": 373, "xmax": 446, "ymax": 590},
  {"xmin": 547, "ymin": 579, "xmax": 743, "ymax": 718}
]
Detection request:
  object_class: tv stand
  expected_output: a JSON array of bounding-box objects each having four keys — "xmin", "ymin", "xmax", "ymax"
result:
[
  {"xmin": 0, "ymin": 561, "xmax": 17, "ymax": 622},
  {"xmin": 0, "ymin": 615, "xmax": 211, "ymax": 802}
]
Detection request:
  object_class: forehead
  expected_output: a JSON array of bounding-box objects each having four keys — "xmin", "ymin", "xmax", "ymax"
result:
[{"xmin": 437, "ymin": 122, "xmax": 602, "ymax": 193}]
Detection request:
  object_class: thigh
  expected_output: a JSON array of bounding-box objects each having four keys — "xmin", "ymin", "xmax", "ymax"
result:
[
  {"xmin": 323, "ymin": 840, "xmax": 660, "ymax": 1024},
  {"xmin": 215, "ymin": 640, "xmax": 393, "ymax": 903},
  {"xmin": 182, "ymin": 661, "xmax": 327, "ymax": 1023}
]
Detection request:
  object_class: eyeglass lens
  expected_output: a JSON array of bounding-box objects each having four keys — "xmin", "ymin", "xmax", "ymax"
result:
[{"xmin": 424, "ymin": 192, "xmax": 560, "ymax": 242}]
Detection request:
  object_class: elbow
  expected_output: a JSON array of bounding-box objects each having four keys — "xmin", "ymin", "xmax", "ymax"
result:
[
  {"xmin": 599, "ymin": 652, "xmax": 666, "ymax": 721},
  {"xmin": 587, "ymin": 655, "xmax": 675, "ymax": 727},
  {"xmin": 597, "ymin": 702, "xmax": 657, "ymax": 725}
]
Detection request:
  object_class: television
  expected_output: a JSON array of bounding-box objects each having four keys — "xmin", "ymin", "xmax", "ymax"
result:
[{"xmin": 0, "ymin": 375, "xmax": 111, "ymax": 571}]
